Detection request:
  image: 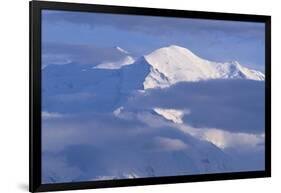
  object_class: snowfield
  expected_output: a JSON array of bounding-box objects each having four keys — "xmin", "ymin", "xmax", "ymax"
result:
[
  {"xmin": 142, "ymin": 45, "xmax": 264, "ymax": 89},
  {"xmin": 153, "ymin": 108, "xmax": 186, "ymax": 124}
]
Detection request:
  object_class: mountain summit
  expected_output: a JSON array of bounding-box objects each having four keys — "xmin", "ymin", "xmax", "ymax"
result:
[{"xmin": 140, "ymin": 45, "xmax": 264, "ymax": 89}]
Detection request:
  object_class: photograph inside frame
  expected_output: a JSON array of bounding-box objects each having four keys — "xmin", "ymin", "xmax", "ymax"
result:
[{"xmin": 41, "ymin": 10, "xmax": 266, "ymax": 184}]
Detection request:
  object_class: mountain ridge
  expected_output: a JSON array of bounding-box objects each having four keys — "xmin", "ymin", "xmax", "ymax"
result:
[
  {"xmin": 42, "ymin": 45, "xmax": 265, "ymax": 94},
  {"xmin": 140, "ymin": 45, "xmax": 264, "ymax": 89}
]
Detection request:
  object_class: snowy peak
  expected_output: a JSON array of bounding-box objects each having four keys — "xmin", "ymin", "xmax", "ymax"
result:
[
  {"xmin": 141, "ymin": 45, "xmax": 264, "ymax": 89},
  {"xmin": 94, "ymin": 46, "xmax": 135, "ymax": 69},
  {"xmin": 145, "ymin": 45, "xmax": 203, "ymax": 65},
  {"xmin": 225, "ymin": 61, "xmax": 265, "ymax": 80},
  {"xmin": 94, "ymin": 56, "xmax": 135, "ymax": 70}
]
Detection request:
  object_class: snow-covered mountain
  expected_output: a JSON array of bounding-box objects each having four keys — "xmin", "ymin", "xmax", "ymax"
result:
[
  {"xmin": 42, "ymin": 45, "xmax": 265, "ymax": 183},
  {"xmin": 140, "ymin": 45, "xmax": 264, "ymax": 89},
  {"xmin": 43, "ymin": 45, "xmax": 265, "ymax": 93},
  {"xmin": 42, "ymin": 44, "xmax": 265, "ymax": 113}
]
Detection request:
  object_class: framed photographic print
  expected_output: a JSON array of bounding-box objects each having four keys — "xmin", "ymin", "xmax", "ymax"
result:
[{"xmin": 30, "ymin": 1, "xmax": 271, "ymax": 192}]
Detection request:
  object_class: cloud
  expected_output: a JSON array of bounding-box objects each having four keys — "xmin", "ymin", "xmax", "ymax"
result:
[
  {"xmin": 42, "ymin": 42, "xmax": 130, "ymax": 66},
  {"xmin": 202, "ymin": 128, "xmax": 264, "ymax": 149},
  {"xmin": 42, "ymin": 106, "xmax": 264, "ymax": 182},
  {"xmin": 111, "ymin": 105, "xmax": 264, "ymax": 150},
  {"xmin": 43, "ymin": 10, "xmax": 264, "ymax": 39},
  {"xmin": 42, "ymin": 154, "xmax": 82, "ymax": 183},
  {"xmin": 42, "ymin": 10, "xmax": 265, "ymax": 69},
  {"xmin": 178, "ymin": 124, "xmax": 264, "ymax": 149},
  {"xmin": 42, "ymin": 76, "xmax": 265, "ymax": 152},
  {"xmin": 42, "ymin": 54, "xmax": 72, "ymax": 68},
  {"xmin": 42, "ymin": 111, "xmax": 64, "ymax": 119},
  {"xmin": 53, "ymin": 92, "xmax": 95, "ymax": 102},
  {"xmin": 42, "ymin": 124, "xmax": 82, "ymax": 152},
  {"xmin": 153, "ymin": 137, "xmax": 189, "ymax": 151},
  {"xmin": 42, "ymin": 111, "xmax": 156, "ymax": 152},
  {"xmin": 126, "ymin": 79, "xmax": 265, "ymax": 134},
  {"xmin": 41, "ymin": 75, "xmax": 265, "ymax": 181}
]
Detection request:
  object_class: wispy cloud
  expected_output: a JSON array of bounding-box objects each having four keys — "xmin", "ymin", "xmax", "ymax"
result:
[
  {"xmin": 178, "ymin": 124, "xmax": 264, "ymax": 149},
  {"xmin": 153, "ymin": 137, "xmax": 189, "ymax": 151},
  {"xmin": 42, "ymin": 42, "xmax": 130, "ymax": 66},
  {"xmin": 42, "ymin": 154, "xmax": 82, "ymax": 183},
  {"xmin": 42, "ymin": 111, "xmax": 64, "ymax": 119}
]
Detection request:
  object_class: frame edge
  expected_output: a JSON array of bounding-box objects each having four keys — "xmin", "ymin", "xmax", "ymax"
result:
[{"xmin": 30, "ymin": 1, "xmax": 42, "ymax": 192}]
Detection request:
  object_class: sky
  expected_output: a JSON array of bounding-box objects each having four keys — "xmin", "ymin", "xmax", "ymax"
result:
[{"xmin": 42, "ymin": 10, "xmax": 265, "ymax": 71}]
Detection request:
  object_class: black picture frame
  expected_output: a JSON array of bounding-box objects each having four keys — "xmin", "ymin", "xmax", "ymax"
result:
[{"xmin": 29, "ymin": 1, "xmax": 271, "ymax": 192}]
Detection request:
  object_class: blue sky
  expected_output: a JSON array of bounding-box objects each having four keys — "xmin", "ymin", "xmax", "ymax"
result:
[{"xmin": 42, "ymin": 10, "xmax": 265, "ymax": 71}]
